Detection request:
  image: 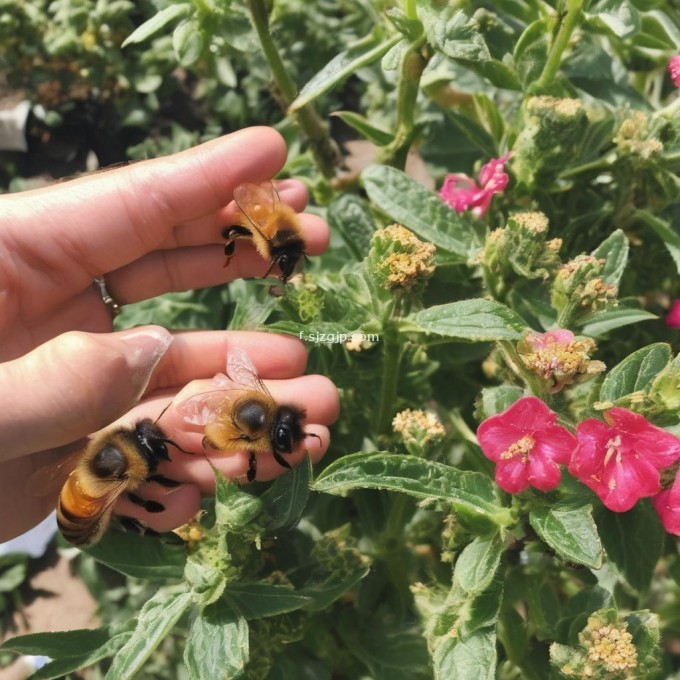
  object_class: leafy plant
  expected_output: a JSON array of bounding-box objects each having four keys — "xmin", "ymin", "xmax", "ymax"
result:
[{"xmin": 2, "ymin": 0, "xmax": 680, "ymax": 678}]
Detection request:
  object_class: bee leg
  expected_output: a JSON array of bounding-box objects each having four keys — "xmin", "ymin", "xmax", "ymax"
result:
[
  {"xmin": 119, "ymin": 516, "xmax": 160, "ymax": 538},
  {"xmin": 127, "ymin": 492, "xmax": 165, "ymax": 513},
  {"xmin": 246, "ymin": 451, "xmax": 258, "ymax": 483},
  {"xmin": 147, "ymin": 474, "xmax": 181, "ymax": 488},
  {"xmin": 272, "ymin": 451, "xmax": 292, "ymax": 471}
]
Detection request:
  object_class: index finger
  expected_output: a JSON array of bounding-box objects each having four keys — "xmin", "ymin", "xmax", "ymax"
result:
[{"xmin": 4, "ymin": 127, "xmax": 288, "ymax": 283}]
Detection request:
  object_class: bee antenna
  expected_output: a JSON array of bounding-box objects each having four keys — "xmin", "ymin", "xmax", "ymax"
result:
[
  {"xmin": 154, "ymin": 401, "xmax": 174, "ymax": 425},
  {"xmin": 162, "ymin": 437, "xmax": 191, "ymax": 456},
  {"xmin": 264, "ymin": 258, "xmax": 279, "ymax": 279}
]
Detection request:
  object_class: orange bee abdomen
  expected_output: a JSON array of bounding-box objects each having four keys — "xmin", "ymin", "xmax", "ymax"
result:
[{"xmin": 57, "ymin": 474, "xmax": 113, "ymax": 546}]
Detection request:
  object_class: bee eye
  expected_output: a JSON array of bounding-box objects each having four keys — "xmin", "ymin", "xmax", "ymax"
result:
[
  {"xmin": 274, "ymin": 425, "xmax": 293, "ymax": 453},
  {"xmin": 92, "ymin": 445, "xmax": 127, "ymax": 478}
]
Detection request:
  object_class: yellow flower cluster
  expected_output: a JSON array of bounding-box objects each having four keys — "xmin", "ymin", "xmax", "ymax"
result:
[
  {"xmin": 392, "ymin": 408, "xmax": 445, "ymax": 444},
  {"xmin": 583, "ymin": 619, "xmax": 638, "ymax": 675}
]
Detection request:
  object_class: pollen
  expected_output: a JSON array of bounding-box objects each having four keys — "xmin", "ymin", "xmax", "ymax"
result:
[
  {"xmin": 392, "ymin": 408, "xmax": 445, "ymax": 444},
  {"xmin": 511, "ymin": 210, "xmax": 549, "ymax": 234},
  {"xmin": 604, "ymin": 435, "xmax": 622, "ymax": 467},
  {"xmin": 500, "ymin": 434, "xmax": 535, "ymax": 461},
  {"xmin": 585, "ymin": 622, "xmax": 638, "ymax": 673}
]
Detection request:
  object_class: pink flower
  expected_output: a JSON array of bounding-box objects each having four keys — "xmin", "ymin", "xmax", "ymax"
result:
[
  {"xmin": 653, "ymin": 474, "xmax": 680, "ymax": 535},
  {"xmin": 439, "ymin": 153, "xmax": 511, "ymax": 218},
  {"xmin": 669, "ymin": 56, "xmax": 680, "ymax": 88},
  {"xmin": 477, "ymin": 396, "xmax": 576, "ymax": 493},
  {"xmin": 569, "ymin": 408, "xmax": 680, "ymax": 512},
  {"xmin": 525, "ymin": 329, "xmax": 575, "ymax": 350},
  {"xmin": 665, "ymin": 299, "xmax": 680, "ymax": 329}
]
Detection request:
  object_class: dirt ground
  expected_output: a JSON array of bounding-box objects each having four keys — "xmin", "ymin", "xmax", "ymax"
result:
[{"xmin": 0, "ymin": 547, "xmax": 98, "ymax": 680}]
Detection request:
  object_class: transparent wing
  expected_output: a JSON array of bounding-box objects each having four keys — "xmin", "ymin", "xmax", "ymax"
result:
[
  {"xmin": 226, "ymin": 346, "xmax": 273, "ymax": 399},
  {"xmin": 175, "ymin": 388, "xmax": 232, "ymax": 425},
  {"xmin": 27, "ymin": 449, "xmax": 83, "ymax": 498},
  {"xmin": 232, "ymin": 182, "xmax": 277, "ymax": 241}
]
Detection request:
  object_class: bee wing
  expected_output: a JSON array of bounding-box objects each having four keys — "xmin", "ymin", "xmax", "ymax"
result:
[
  {"xmin": 175, "ymin": 388, "xmax": 233, "ymax": 425},
  {"xmin": 226, "ymin": 346, "xmax": 273, "ymax": 399},
  {"xmin": 232, "ymin": 182, "xmax": 278, "ymax": 242},
  {"xmin": 27, "ymin": 449, "xmax": 83, "ymax": 498}
]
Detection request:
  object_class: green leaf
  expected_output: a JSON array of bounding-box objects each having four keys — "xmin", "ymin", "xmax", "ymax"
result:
[
  {"xmin": 184, "ymin": 600, "xmax": 248, "ymax": 680},
  {"xmin": 433, "ymin": 628, "xmax": 496, "ymax": 680},
  {"xmin": 0, "ymin": 562, "xmax": 27, "ymax": 592},
  {"xmin": 362, "ymin": 164, "xmax": 482, "ymax": 260},
  {"xmin": 173, "ymin": 18, "xmax": 206, "ymax": 67},
  {"xmin": 106, "ymin": 589, "xmax": 192, "ymax": 680},
  {"xmin": 300, "ymin": 562, "xmax": 371, "ymax": 612},
  {"xmin": 454, "ymin": 533, "xmax": 505, "ymax": 594},
  {"xmin": 1, "ymin": 627, "xmax": 111, "ymax": 657},
  {"xmin": 421, "ymin": 7, "xmax": 490, "ymax": 62},
  {"xmin": 578, "ymin": 306, "xmax": 658, "ymax": 337},
  {"xmin": 326, "ymin": 193, "xmax": 377, "ymax": 261},
  {"xmin": 184, "ymin": 559, "xmax": 227, "ymax": 606},
  {"xmin": 83, "ymin": 531, "xmax": 186, "ymax": 580},
  {"xmin": 225, "ymin": 582, "xmax": 311, "ymax": 619},
  {"xmin": 587, "ymin": 0, "xmax": 641, "ymax": 38},
  {"xmin": 513, "ymin": 19, "xmax": 549, "ymax": 87},
  {"xmin": 591, "ymin": 229, "xmax": 629, "ymax": 287},
  {"xmin": 31, "ymin": 629, "xmax": 133, "ymax": 680},
  {"xmin": 290, "ymin": 35, "xmax": 402, "ymax": 112},
  {"xmin": 121, "ymin": 4, "xmax": 191, "ymax": 47},
  {"xmin": 331, "ymin": 111, "xmax": 393, "ymax": 146},
  {"xmin": 476, "ymin": 385, "xmax": 525, "ymax": 420},
  {"xmin": 529, "ymin": 504, "xmax": 603, "ymax": 569},
  {"xmin": 215, "ymin": 472, "xmax": 262, "ymax": 530},
  {"xmin": 260, "ymin": 455, "xmax": 311, "ymax": 530},
  {"xmin": 599, "ymin": 343, "xmax": 672, "ymax": 403},
  {"xmin": 636, "ymin": 210, "xmax": 680, "ymax": 274},
  {"xmin": 409, "ymin": 299, "xmax": 528, "ymax": 341},
  {"xmin": 594, "ymin": 502, "xmax": 665, "ymax": 593},
  {"xmin": 314, "ymin": 453, "xmax": 512, "ymax": 527}
]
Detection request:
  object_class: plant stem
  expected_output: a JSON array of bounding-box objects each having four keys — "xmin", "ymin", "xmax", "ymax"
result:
[
  {"xmin": 530, "ymin": 0, "xmax": 583, "ymax": 94},
  {"xmin": 378, "ymin": 37, "xmax": 427, "ymax": 169},
  {"xmin": 376, "ymin": 319, "xmax": 403, "ymax": 437},
  {"xmin": 247, "ymin": 0, "xmax": 339, "ymax": 178},
  {"xmin": 404, "ymin": 0, "xmax": 417, "ymax": 20}
]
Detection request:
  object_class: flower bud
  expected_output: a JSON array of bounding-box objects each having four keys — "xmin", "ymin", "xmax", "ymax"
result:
[
  {"xmin": 367, "ymin": 224, "xmax": 436, "ymax": 296},
  {"xmin": 392, "ymin": 408, "xmax": 445, "ymax": 456},
  {"xmin": 614, "ymin": 110, "xmax": 664, "ymax": 165},
  {"xmin": 551, "ymin": 255, "xmax": 618, "ymax": 320},
  {"xmin": 513, "ymin": 96, "xmax": 587, "ymax": 186},
  {"xmin": 517, "ymin": 330, "xmax": 605, "ymax": 393}
]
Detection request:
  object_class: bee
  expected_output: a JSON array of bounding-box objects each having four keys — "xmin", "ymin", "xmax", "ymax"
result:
[
  {"xmin": 178, "ymin": 347, "xmax": 319, "ymax": 482},
  {"xmin": 30, "ymin": 418, "xmax": 183, "ymax": 546},
  {"xmin": 222, "ymin": 181, "xmax": 307, "ymax": 283}
]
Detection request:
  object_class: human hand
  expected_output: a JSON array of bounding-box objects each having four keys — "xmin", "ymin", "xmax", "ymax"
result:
[
  {"xmin": 0, "ymin": 127, "xmax": 337, "ymax": 542},
  {"xmin": 0, "ymin": 328, "xmax": 339, "ymax": 542},
  {"xmin": 0, "ymin": 126, "xmax": 328, "ymax": 361}
]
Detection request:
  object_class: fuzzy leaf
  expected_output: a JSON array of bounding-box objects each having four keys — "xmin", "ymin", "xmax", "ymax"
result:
[
  {"xmin": 327, "ymin": 193, "xmax": 377, "ymax": 261},
  {"xmin": 105, "ymin": 590, "xmax": 192, "ymax": 680},
  {"xmin": 121, "ymin": 4, "xmax": 190, "ymax": 47},
  {"xmin": 290, "ymin": 35, "xmax": 402, "ymax": 112},
  {"xmin": 410, "ymin": 299, "xmax": 528, "ymax": 341},
  {"xmin": 588, "ymin": 0, "xmax": 641, "ymax": 38},
  {"xmin": 184, "ymin": 600, "xmax": 248, "ymax": 680},
  {"xmin": 260, "ymin": 455, "xmax": 311, "ymax": 530},
  {"xmin": 454, "ymin": 533, "xmax": 505, "ymax": 594},
  {"xmin": 331, "ymin": 111, "xmax": 393, "ymax": 146},
  {"xmin": 225, "ymin": 582, "xmax": 311, "ymax": 619},
  {"xmin": 599, "ymin": 343, "xmax": 672, "ymax": 403},
  {"xmin": 529, "ymin": 504, "xmax": 603, "ymax": 569},
  {"xmin": 637, "ymin": 210, "xmax": 680, "ymax": 274},
  {"xmin": 314, "ymin": 453, "xmax": 512, "ymax": 526},
  {"xmin": 591, "ymin": 229, "xmax": 629, "ymax": 287},
  {"xmin": 578, "ymin": 307, "xmax": 658, "ymax": 337},
  {"xmin": 594, "ymin": 502, "xmax": 665, "ymax": 593},
  {"xmin": 476, "ymin": 385, "xmax": 526, "ymax": 420},
  {"xmin": 362, "ymin": 164, "xmax": 482, "ymax": 259},
  {"xmin": 433, "ymin": 628, "xmax": 497, "ymax": 680},
  {"xmin": 420, "ymin": 7, "xmax": 490, "ymax": 62},
  {"xmin": 83, "ymin": 531, "xmax": 186, "ymax": 580},
  {"xmin": 173, "ymin": 18, "xmax": 205, "ymax": 67}
]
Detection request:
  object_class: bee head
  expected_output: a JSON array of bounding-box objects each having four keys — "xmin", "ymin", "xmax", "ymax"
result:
[{"xmin": 272, "ymin": 406, "xmax": 306, "ymax": 454}]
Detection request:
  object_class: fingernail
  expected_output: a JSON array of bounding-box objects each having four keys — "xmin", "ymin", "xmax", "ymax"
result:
[{"xmin": 116, "ymin": 326, "xmax": 174, "ymax": 394}]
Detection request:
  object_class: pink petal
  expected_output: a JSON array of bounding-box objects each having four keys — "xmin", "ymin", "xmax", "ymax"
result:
[
  {"xmin": 599, "ymin": 456, "xmax": 660, "ymax": 512},
  {"xmin": 478, "ymin": 153, "xmax": 512, "ymax": 188},
  {"xmin": 496, "ymin": 458, "xmax": 531, "ymax": 493},
  {"xmin": 570, "ymin": 419, "xmax": 612, "ymax": 478},
  {"xmin": 527, "ymin": 456, "xmax": 562, "ymax": 491},
  {"xmin": 477, "ymin": 420, "xmax": 524, "ymax": 461},
  {"xmin": 534, "ymin": 426, "xmax": 577, "ymax": 465},
  {"xmin": 654, "ymin": 487, "xmax": 680, "ymax": 535},
  {"xmin": 666, "ymin": 300, "xmax": 680, "ymax": 328},
  {"xmin": 439, "ymin": 174, "xmax": 479, "ymax": 211},
  {"xmin": 669, "ymin": 56, "xmax": 680, "ymax": 88}
]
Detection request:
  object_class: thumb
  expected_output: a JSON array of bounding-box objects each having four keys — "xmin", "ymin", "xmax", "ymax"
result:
[{"xmin": 0, "ymin": 326, "xmax": 173, "ymax": 461}]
